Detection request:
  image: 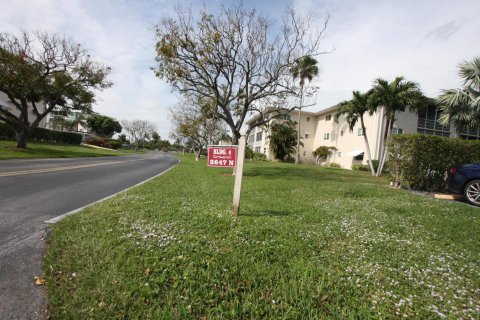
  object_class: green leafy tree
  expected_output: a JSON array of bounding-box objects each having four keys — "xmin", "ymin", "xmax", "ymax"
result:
[
  {"xmin": 154, "ymin": 4, "xmax": 329, "ymax": 145},
  {"xmin": 370, "ymin": 76, "xmax": 425, "ymax": 176},
  {"xmin": 437, "ymin": 56, "xmax": 480, "ymax": 136},
  {"xmin": 0, "ymin": 31, "xmax": 112, "ymax": 148},
  {"xmin": 117, "ymin": 134, "xmax": 128, "ymax": 144},
  {"xmin": 244, "ymin": 145, "xmax": 254, "ymax": 160},
  {"xmin": 268, "ymin": 121, "xmax": 300, "ymax": 161},
  {"xmin": 290, "ymin": 55, "xmax": 319, "ymax": 164},
  {"xmin": 312, "ymin": 146, "xmax": 337, "ymax": 166},
  {"xmin": 86, "ymin": 115, "xmax": 122, "ymax": 138},
  {"xmin": 335, "ymin": 90, "xmax": 375, "ymax": 175}
]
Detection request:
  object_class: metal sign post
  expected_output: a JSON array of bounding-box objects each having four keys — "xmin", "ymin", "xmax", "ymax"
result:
[{"xmin": 232, "ymin": 134, "xmax": 246, "ymax": 216}]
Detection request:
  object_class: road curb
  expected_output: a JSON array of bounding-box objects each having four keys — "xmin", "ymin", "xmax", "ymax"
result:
[{"xmin": 44, "ymin": 157, "xmax": 180, "ymax": 224}]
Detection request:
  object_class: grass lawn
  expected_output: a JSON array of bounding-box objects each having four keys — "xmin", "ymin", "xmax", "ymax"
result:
[
  {"xmin": 0, "ymin": 140, "xmax": 137, "ymax": 159},
  {"xmin": 44, "ymin": 155, "xmax": 480, "ymax": 319}
]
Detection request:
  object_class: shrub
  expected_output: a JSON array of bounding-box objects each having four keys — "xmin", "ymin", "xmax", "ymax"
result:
[
  {"xmin": 85, "ymin": 137, "xmax": 121, "ymax": 149},
  {"xmin": 352, "ymin": 164, "xmax": 369, "ymax": 171},
  {"xmin": 253, "ymin": 152, "xmax": 267, "ymax": 161},
  {"xmin": 245, "ymin": 146, "xmax": 254, "ymax": 159},
  {"xmin": 0, "ymin": 123, "xmax": 82, "ymax": 145},
  {"xmin": 388, "ymin": 134, "xmax": 480, "ymax": 191},
  {"xmin": 366, "ymin": 160, "xmax": 389, "ymax": 173},
  {"xmin": 106, "ymin": 140, "xmax": 121, "ymax": 150},
  {"xmin": 0, "ymin": 122, "xmax": 15, "ymax": 139},
  {"xmin": 328, "ymin": 162, "xmax": 341, "ymax": 168}
]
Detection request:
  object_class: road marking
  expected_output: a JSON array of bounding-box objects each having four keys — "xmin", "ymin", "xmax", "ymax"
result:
[
  {"xmin": 0, "ymin": 157, "xmax": 152, "ymax": 177},
  {"xmin": 45, "ymin": 158, "xmax": 180, "ymax": 224}
]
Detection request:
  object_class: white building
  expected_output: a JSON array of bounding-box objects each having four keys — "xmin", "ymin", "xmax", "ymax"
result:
[
  {"xmin": 0, "ymin": 91, "xmax": 89, "ymax": 133},
  {"xmin": 247, "ymin": 103, "xmax": 480, "ymax": 169}
]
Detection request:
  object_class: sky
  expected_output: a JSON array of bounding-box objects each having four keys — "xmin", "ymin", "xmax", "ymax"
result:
[{"xmin": 0, "ymin": 0, "xmax": 479, "ymax": 140}]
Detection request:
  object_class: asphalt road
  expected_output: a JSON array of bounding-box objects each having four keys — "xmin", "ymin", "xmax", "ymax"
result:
[{"xmin": 0, "ymin": 152, "xmax": 179, "ymax": 319}]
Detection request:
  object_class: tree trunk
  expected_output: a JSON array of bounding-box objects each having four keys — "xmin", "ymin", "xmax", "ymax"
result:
[
  {"xmin": 295, "ymin": 85, "xmax": 304, "ymax": 164},
  {"xmin": 360, "ymin": 117, "xmax": 375, "ymax": 176},
  {"xmin": 15, "ymin": 128, "xmax": 28, "ymax": 149},
  {"xmin": 376, "ymin": 117, "xmax": 394, "ymax": 177}
]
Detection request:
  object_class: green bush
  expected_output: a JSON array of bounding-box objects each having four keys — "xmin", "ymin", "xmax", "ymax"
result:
[
  {"xmin": 85, "ymin": 137, "xmax": 121, "ymax": 149},
  {"xmin": 106, "ymin": 140, "xmax": 121, "ymax": 150},
  {"xmin": 327, "ymin": 162, "xmax": 341, "ymax": 168},
  {"xmin": 0, "ymin": 122, "xmax": 15, "ymax": 139},
  {"xmin": 388, "ymin": 134, "xmax": 480, "ymax": 191},
  {"xmin": 366, "ymin": 160, "xmax": 389, "ymax": 173},
  {"xmin": 0, "ymin": 122, "xmax": 82, "ymax": 145},
  {"xmin": 253, "ymin": 152, "xmax": 267, "ymax": 161},
  {"xmin": 352, "ymin": 164, "xmax": 369, "ymax": 171},
  {"xmin": 245, "ymin": 146, "xmax": 254, "ymax": 159}
]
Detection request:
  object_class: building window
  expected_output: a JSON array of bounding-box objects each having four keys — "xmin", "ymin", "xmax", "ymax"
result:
[
  {"xmin": 324, "ymin": 133, "xmax": 329, "ymax": 140},
  {"xmin": 256, "ymin": 131, "xmax": 263, "ymax": 141},
  {"xmin": 248, "ymin": 135, "xmax": 254, "ymax": 143},
  {"xmin": 255, "ymin": 146, "xmax": 261, "ymax": 153},
  {"xmin": 392, "ymin": 128, "xmax": 404, "ymax": 134},
  {"xmin": 340, "ymin": 130, "xmax": 344, "ymax": 137},
  {"xmin": 304, "ymin": 133, "xmax": 310, "ymax": 139},
  {"xmin": 337, "ymin": 152, "xmax": 341, "ymax": 158},
  {"xmin": 399, "ymin": 105, "xmax": 406, "ymax": 112},
  {"xmin": 306, "ymin": 117, "xmax": 310, "ymax": 122},
  {"xmin": 279, "ymin": 114, "xmax": 291, "ymax": 121},
  {"xmin": 417, "ymin": 105, "xmax": 450, "ymax": 136},
  {"xmin": 326, "ymin": 114, "xmax": 332, "ymax": 121},
  {"xmin": 303, "ymin": 151, "xmax": 307, "ymax": 156},
  {"xmin": 358, "ymin": 128, "xmax": 364, "ymax": 136},
  {"xmin": 460, "ymin": 126, "xmax": 480, "ymax": 140},
  {"xmin": 264, "ymin": 148, "xmax": 266, "ymax": 154}
]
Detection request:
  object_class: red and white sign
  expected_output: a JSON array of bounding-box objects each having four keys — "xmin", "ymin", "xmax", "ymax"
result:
[{"xmin": 207, "ymin": 146, "xmax": 237, "ymax": 167}]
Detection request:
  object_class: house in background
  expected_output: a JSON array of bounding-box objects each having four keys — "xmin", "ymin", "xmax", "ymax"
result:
[
  {"xmin": 45, "ymin": 106, "xmax": 90, "ymax": 133},
  {"xmin": 247, "ymin": 101, "xmax": 480, "ymax": 169},
  {"xmin": 1, "ymin": 91, "xmax": 91, "ymax": 134}
]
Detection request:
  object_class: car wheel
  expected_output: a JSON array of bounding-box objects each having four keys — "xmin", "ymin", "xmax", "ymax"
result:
[{"xmin": 464, "ymin": 179, "xmax": 480, "ymax": 207}]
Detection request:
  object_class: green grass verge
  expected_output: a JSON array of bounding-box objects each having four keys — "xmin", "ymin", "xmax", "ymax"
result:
[
  {"xmin": 0, "ymin": 140, "xmax": 137, "ymax": 159},
  {"xmin": 44, "ymin": 155, "xmax": 480, "ymax": 319}
]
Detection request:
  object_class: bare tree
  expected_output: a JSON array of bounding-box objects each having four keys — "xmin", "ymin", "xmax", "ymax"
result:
[
  {"xmin": 154, "ymin": 4, "xmax": 330, "ymax": 144},
  {"xmin": 169, "ymin": 96, "xmax": 228, "ymax": 161},
  {"xmin": 121, "ymin": 120, "xmax": 157, "ymax": 150},
  {"xmin": 0, "ymin": 31, "xmax": 112, "ymax": 148}
]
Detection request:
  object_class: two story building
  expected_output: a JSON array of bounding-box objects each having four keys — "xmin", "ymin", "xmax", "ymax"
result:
[{"xmin": 247, "ymin": 103, "xmax": 479, "ymax": 169}]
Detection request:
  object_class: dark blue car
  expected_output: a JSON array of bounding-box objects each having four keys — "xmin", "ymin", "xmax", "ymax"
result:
[{"xmin": 449, "ymin": 163, "xmax": 480, "ymax": 206}]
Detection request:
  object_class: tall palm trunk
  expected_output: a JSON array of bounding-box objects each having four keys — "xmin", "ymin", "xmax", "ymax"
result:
[
  {"xmin": 360, "ymin": 117, "xmax": 375, "ymax": 176},
  {"xmin": 376, "ymin": 117, "xmax": 394, "ymax": 177},
  {"xmin": 295, "ymin": 84, "xmax": 304, "ymax": 164}
]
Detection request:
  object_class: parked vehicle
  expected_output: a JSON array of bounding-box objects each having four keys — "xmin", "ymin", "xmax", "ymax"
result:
[{"xmin": 448, "ymin": 163, "xmax": 480, "ymax": 206}]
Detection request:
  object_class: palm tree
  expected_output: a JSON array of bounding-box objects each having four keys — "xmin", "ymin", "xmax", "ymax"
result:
[
  {"xmin": 290, "ymin": 55, "xmax": 319, "ymax": 164},
  {"xmin": 335, "ymin": 90, "xmax": 376, "ymax": 175},
  {"xmin": 370, "ymin": 76, "xmax": 425, "ymax": 176},
  {"xmin": 268, "ymin": 121, "xmax": 300, "ymax": 161},
  {"xmin": 437, "ymin": 56, "xmax": 480, "ymax": 136}
]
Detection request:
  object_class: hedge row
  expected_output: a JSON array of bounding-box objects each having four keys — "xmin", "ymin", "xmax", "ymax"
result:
[
  {"xmin": 85, "ymin": 137, "xmax": 121, "ymax": 150},
  {"xmin": 0, "ymin": 122, "xmax": 82, "ymax": 145},
  {"xmin": 387, "ymin": 134, "xmax": 480, "ymax": 191}
]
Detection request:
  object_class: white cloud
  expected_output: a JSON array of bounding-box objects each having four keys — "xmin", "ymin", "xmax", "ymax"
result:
[
  {"xmin": 295, "ymin": 0, "xmax": 480, "ymax": 110},
  {"xmin": 1, "ymin": 0, "xmax": 479, "ymax": 138}
]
